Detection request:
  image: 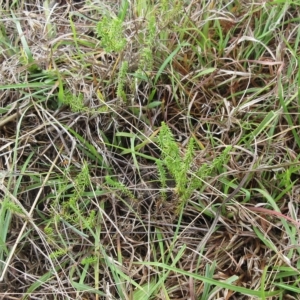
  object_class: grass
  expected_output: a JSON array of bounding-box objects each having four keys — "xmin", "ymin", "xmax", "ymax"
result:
[{"xmin": 1, "ymin": 0, "xmax": 300, "ymax": 299}]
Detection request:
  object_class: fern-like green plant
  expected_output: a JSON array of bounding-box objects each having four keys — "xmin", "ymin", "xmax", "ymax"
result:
[
  {"xmin": 62, "ymin": 90, "xmax": 109, "ymax": 114},
  {"xmin": 43, "ymin": 162, "xmax": 94, "ymax": 241},
  {"xmin": 117, "ymin": 60, "xmax": 128, "ymax": 102},
  {"xmin": 3, "ymin": 199, "xmax": 24, "ymax": 216},
  {"xmin": 157, "ymin": 122, "xmax": 232, "ymax": 211},
  {"xmin": 136, "ymin": 14, "xmax": 156, "ymax": 78},
  {"xmin": 49, "ymin": 248, "xmax": 68, "ymax": 259},
  {"xmin": 96, "ymin": 16, "xmax": 126, "ymax": 53},
  {"xmin": 105, "ymin": 175, "xmax": 136, "ymax": 202},
  {"xmin": 68, "ymin": 162, "xmax": 90, "ymax": 207},
  {"xmin": 62, "ymin": 92, "xmax": 86, "ymax": 113},
  {"xmin": 157, "ymin": 122, "xmax": 191, "ymax": 199},
  {"xmin": 62, "ymin": 163, "xmax": 95, "ymax": 230},
  {"xmin": 81, "ymin": 255, "xmax": 98, "ymax": 265}
]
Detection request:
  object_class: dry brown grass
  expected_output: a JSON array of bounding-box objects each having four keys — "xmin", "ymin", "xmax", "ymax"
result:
[{"xmin": 1, "ymin": 0, "xmax": 300, "ymax": 299}]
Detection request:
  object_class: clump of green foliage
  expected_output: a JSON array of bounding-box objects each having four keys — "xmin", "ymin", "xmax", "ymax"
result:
[
  {"xmin": 63, "ymin": 92, "xmax": 86, "ymax": 113},
  {"xmin": 137, "ymin": 14, "xmax": 156, "ymax": 74},
  {"xmin": 61, "ymin": 91, "xmax": 108, "ymax": 114},
  {"xmin": 105, "ymin": 175, "xmax": 136, "ymax": 202},
  {"xmin": 117, "ymin": 60, "xmax": 129, "ymax": 102},
  {"xmin": 44, "ymin": 162, "xmax": 95, "ymax": 241},
  {"xmin": 157, "ymin": 122, "xmax": 232, "ymax": 211},
  {"xmin": 96, "ymin": 16, "xmax": 126, "ymax": 53}
]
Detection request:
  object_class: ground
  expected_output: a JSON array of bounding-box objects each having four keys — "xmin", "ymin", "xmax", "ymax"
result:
[{"xmin": 0, "ymin": 1, "xmax": 300, "ymax": 299}]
